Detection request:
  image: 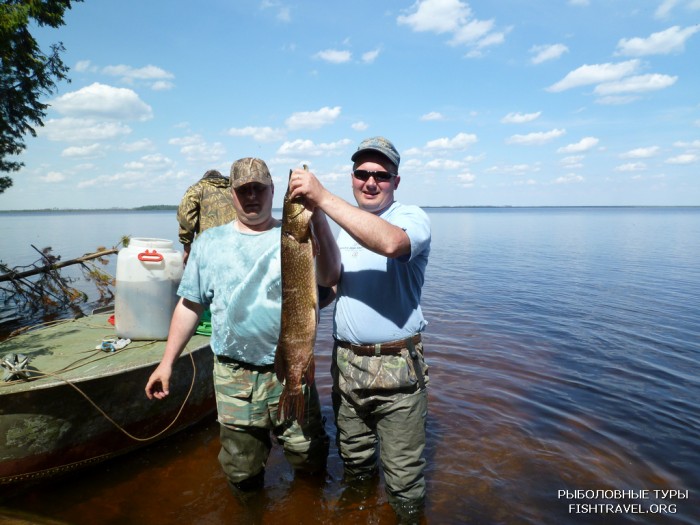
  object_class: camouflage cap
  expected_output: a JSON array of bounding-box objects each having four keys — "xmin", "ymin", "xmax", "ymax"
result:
[
  {"xmin": 202, "ymin": 169, "xmax": 225, "ymax": 179},
  {"xmin": 351, "ymin": 136, "xmax": 400, "ymax": 168},
  {"xmin": 230, "ymin": 157, "xmax": 273, "ymax": 188}
]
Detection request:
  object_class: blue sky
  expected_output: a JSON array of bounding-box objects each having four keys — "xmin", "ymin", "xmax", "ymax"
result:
[{"xmin": 3, "ymin": 0, "xmax": 699, "ymax": 210}]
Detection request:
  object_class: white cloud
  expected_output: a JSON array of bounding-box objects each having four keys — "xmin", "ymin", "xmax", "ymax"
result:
[
  {"xmin": 501, "ymin": 111, "xmax": 541, "ymax": 124},
  {"xmin": 546, "ymin": 60, "xmax": 641, "ymax": 92},
  {"xmin": 615, "ymin": 162, "xmax": 647, "ymax": 172},
  {"xmin": 554, "ymin": 173, "xmax": 584, "ymax": 184},
  {"xmin": 620, "ymin": 146, "xmax": 660, "ymax": 158},
  {"xmin": 169, "ymin": 135, "xmax": 226, "ymax": 162},
  {"xmin": 561, "ymin": 156, "xmax": 584, "ymax": 168},
  {"xmin": 557, "ymin": 137, "xmax": 599, "ymax": 153},
  {"xmin": 276, "ymin": 138, "xmax": 352, "ymax": 158},
  {"xmin": 594, "ymin": 74, "xmax": 677, "ymax": 95},
  {"xmin": 285, "ymin": 106, "xmax": 341, "ymax": 130},
  {"xmin": 226, "ymin": 126, "xmax": 286, "ymax": 142},
  {"xmin": 530, "ymin": 44, "xmax": 568, "ymax": 64},
  {"xmin": 40, "ymin": 171, "xmax": 66, "ymax": 183},
  {"xmin": 73, "ymin": 163, "xmax": 96, "ymax": 172},
  {"xmin": 51, "ymin": 83, "xmax": 153, "ymax": 121},
  {"xmin": 397, "ymin": 0, "xmax": 505, "ymax": 54},
  {"xmin": 362, "ymin": 49, "xmax": 381, "ymax": 63},
  {"xmin": 425, "ymin": 132, "xmax": 478, "ymax": 150},
  {"xmin": 102, "ymin": 64, "xmax": 175, "ymax": 89},
  {"xmin": 77, "ymin": 170, "xmax": 147, "ymax": 189},
  {"xmin": 314, "ymin": 49, "xmax": 352, "ymax": 64},
  {"xmin": 421, "ymin": 111, "xmax": 445, "ymax": 121},
  {"xmin": 424, "ymin": 158, "xmax": 467, "ymax": 170},
  {"xmin": 457, "ymin": 172, "xmax": 476, "ymax": 187},
  {"xmin": 151, "ymin": 81, "xmax": 174, "ymax": 91},
  {"xmin": 260, "ymin": 0, "xmax": 292, "ymax": 23},
  {"xmin": 42, "ymin": 118, "xmax": 132, "ymax": 142},
  {"xmin": 616, "ymin": 25, "xmax": 700, "ymax": 56},
  {"xmin": 673, "ymin": 139, "xmax": 700, "ymax": 149},
  {"xmin": 276, "ymin": 7, "xmax": 291, "ymax": 23},
  {"xmin": 74, "ymin": 60, "xmax": 95, "ymax": 72},
  {"xmin": 61, "ymin": 143, "xmax": 103, "ymax": 158},
  {"xmin": 596, "ymin": 95, "xmax": 641, "ymax": 105},
  {"xmin": 317, "ymin": 169, "xmax": 350, "ymax": 183},
  {"xmin": 120, "ymin": 139, "xmax": 155, "ymax": 152},
  {"xmin": 665, "ymin": 153, "xmax": 699, "ymax": 164},
  {"xmin": 655, "ymin": 0, "xmax": 679, "ymax": 19},
  {"xmin": 507, "ymin": 129, "xmax": 566, "ymax": 145},
  {"xmin": 486, "ymin": 163, "xmax": 541, "ymax": 174},
  {"xmin": 397, "ymin": 0, "xmax": 471, "ymax": 33},
  {"xmin": 449, "ymin": 19, "xmax": 494, "ymax": 45},
  {"xmin": 472, "ymin": 29, "xmax": 508, "ymax": 48},
  {"xmin": 123, "ymin": 153, "xmax": 175, "ymax": 171},
  {"xmin": 352, "ymin": 121, "xmax": 369, "ymax": 131}
]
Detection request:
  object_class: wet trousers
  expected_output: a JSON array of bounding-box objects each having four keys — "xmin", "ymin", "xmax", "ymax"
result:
[
  {"xmin": 332, "ymin": 387, "xmax": 428, "ymax": 508},
  {"xmin": 214, "ymin": 357, "xmax": 329, "ymax": 486}
]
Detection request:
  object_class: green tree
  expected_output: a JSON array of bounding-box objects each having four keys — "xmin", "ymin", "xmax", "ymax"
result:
[{"xmin": 0, "ymin": 0, "xmax": 83, "ymax": 194}]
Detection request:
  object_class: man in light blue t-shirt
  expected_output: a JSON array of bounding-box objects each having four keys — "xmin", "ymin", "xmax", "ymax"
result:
[
  {"xmin": 288, "ymin": 137, "xmax": 431, "ymax": 521},
  {"xmin": 146, "ymin": 157, "xmax": 340, "ymax": 498}
]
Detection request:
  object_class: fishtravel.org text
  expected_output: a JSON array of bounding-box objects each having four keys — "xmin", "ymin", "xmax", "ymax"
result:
[{"xmin": 559, "ymin": 489, "xmax": 688, "ymax": 515}]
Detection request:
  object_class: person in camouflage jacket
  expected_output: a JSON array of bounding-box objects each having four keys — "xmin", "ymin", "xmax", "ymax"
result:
[{"xmin": 177, "ymin": 169, "xmax": 237, "ymax": 264}]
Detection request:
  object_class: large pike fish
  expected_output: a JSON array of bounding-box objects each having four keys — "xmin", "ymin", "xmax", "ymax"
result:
[{"xmin": 275, "ymin": 166, "xmax": 318, "ymax": 424}]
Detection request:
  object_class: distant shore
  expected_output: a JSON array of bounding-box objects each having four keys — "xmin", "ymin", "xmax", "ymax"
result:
[{"xmin": 1, "ymin": 204, "xmax": 699, "ymax": 213}]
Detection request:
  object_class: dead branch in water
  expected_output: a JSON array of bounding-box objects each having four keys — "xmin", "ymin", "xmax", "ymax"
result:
[
  {"xmin": 0, "ymin": 237, "xmax": 130, "ymax": 316},
  {"xmin": 0, "ymin": 247, "xmax": 118, "ymax": 282}
]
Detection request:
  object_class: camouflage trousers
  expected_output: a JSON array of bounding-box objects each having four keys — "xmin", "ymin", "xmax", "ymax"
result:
[
  {"xmin": 214, "ymin": 356, "xmax": 329, "ymax": 485},
  {"xmin": 331, "ymin": 341, "xmax": 429, "ymax": 510}
]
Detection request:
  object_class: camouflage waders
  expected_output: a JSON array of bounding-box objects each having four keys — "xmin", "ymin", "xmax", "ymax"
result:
[
  {"xmin": 214, "ymin": 356, "xmax": 329, "ymax": 487},
  {"xmin": 331, "ymin": 339, "xmax": 429, "ymax": 513}
]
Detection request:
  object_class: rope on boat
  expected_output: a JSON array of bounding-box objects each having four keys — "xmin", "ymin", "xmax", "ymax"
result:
[
  {"xmin": 2, "ymin": 316, "xmax": 201, "ymax": 442},
  {"xmin": 2, "ymin": 342, "xmax": 197, "ymax": 442},
  {"xmin": 26, "ymin": 349, "xmax": 198, "ymax": 442}
]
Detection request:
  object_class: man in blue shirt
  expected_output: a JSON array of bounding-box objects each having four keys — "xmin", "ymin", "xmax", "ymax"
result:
[
  {"xmin": 146, "ymin": 157, "xmax": 340, "ymax": 497},
  {"xmin": 288, "ymin": 137, "xmax": 431, "ymax": 521}
]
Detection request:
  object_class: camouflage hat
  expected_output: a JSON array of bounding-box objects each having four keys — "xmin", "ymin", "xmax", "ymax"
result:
[
  {"xmin": 202, "ymin": 169, "xmax": 224, "ymax": 179},
  {"xmin": 230, "ymin": 157, "xmax": 273, "ymax": 188},
  {"xmin": 351, "ymin": 136, "xmax": 400, "ymax": 168}
]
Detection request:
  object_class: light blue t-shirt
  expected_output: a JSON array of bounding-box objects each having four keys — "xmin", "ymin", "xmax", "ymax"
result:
[
  {"xmin": 178, "ymin": 222, "xmax": 282, "ymax": 365},
  {"xmin": 333, "ymin": 201, "xmax": 431, "ymax": 344}
]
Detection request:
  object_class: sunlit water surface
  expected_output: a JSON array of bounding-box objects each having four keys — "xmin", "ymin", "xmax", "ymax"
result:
[{"xmin": 1, "ymin": 207, "xmax": 698, "ymax": 524}]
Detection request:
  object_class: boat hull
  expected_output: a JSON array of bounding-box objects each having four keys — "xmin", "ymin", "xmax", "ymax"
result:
[{"xmin": 0, "ymin": 313, "xmax": 215, "ymax": 485}]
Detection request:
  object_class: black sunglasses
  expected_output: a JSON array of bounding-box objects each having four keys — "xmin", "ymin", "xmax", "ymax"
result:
[{"xmin": 353, "ymin": 169, "xmax": 397, "ymax": 183}]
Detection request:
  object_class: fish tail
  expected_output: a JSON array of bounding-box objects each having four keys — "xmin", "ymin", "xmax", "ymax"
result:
[{"xmin": 278, "ymin": 386, "xmax": 306, "ymax": 425}]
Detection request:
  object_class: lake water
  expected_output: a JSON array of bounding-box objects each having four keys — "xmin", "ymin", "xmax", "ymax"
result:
[{"xmin": 1, "ymin": 207, "xmax": 699, "ymax": 524}]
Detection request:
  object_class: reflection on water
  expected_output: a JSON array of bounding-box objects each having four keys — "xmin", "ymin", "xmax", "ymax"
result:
[{"xmin": 1, "ymin": 208, "xmax": 699, "ymax": 524}]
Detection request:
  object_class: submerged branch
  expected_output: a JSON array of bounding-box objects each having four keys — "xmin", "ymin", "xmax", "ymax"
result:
[
  {"xmin": 0, "ymin": 248, "xmax": 118, "ymax": 283},
  {"xmin": 0, "ymin": 238, "xmax": 129, "ymax": 318}
]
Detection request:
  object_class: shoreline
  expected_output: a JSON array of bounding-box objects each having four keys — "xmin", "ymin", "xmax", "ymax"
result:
[{"xmin": 1, "ymin": 204, "xmax": 699, "ymax": 214}]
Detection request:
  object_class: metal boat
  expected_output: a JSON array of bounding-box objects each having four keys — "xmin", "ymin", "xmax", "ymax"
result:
[{"xmin": 0, "ymin": 312, "xmax": 215, "ymax": 485}]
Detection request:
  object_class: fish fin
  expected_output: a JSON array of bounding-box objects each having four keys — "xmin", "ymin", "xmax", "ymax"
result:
[
  {"xmin": 310, "ymin": 222, "xmax": 320, "ymax": 256},
  {"xmin": 274, "ymin": 345, "xmax": 286, "ymax": 383},
  {"xmin": 278, "ymin": 387, "xmax": 306, "ymax": 425},
  {"xmin": 277, "ymin": 357, "xmax": 315, "ymax": 425},
  {"xmin": 304, "ymin": 355, "xmax": 316, "ymax": 386},
  {"xmin": 314, "ymin": 289, "xmax": 320, "ymax": 323}
]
